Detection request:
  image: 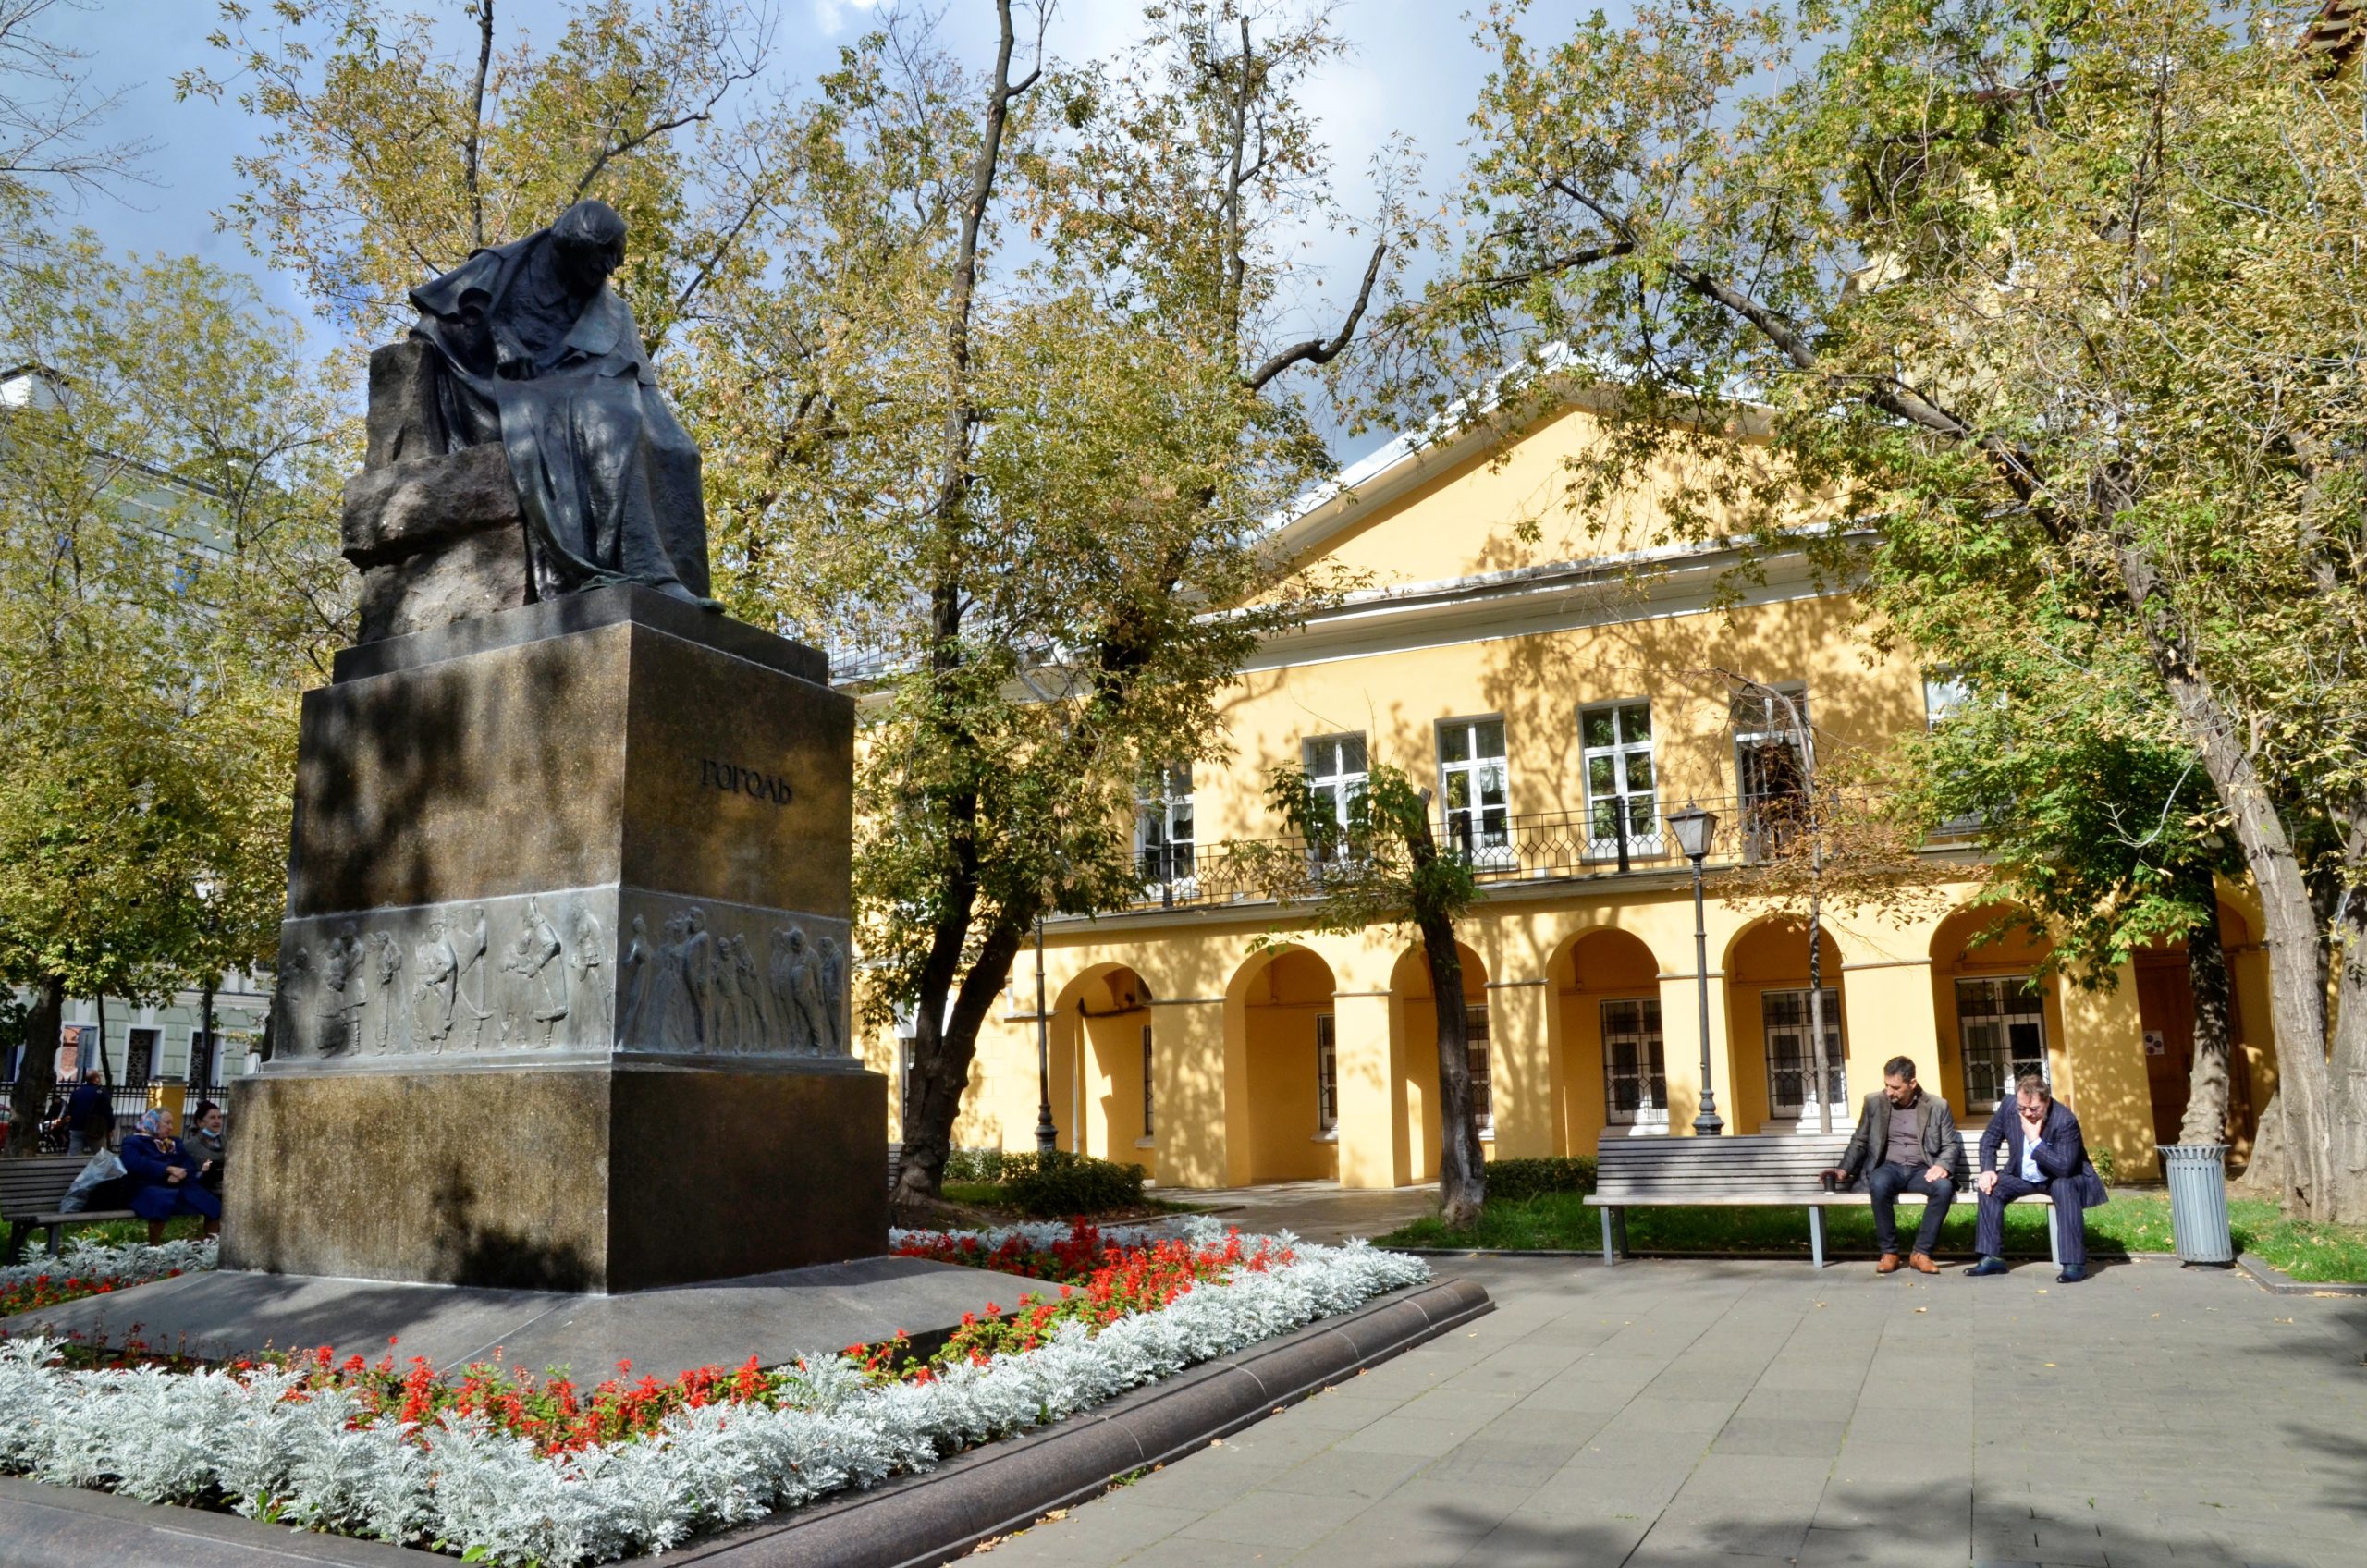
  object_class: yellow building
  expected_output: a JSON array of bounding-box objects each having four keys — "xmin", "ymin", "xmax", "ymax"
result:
[{"xmin": 858, "ymin": 403, "xmax": 2278, "ymax": 1189}]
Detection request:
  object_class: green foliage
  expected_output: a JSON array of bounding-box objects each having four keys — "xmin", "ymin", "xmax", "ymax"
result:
[
  {"xmin": 990, "ymin": 1150, "xmax": 1148, "ymax": 1219},
  {"xmin": 0, "ymin": 234, "xmax": 349, "ymax": 1015},
  {"xmin": 1249, "ymin": 761, "xmax": 1482, "ymax": 938},
  {"xmin": 942, "ymin": 1147, "xmax": 1010, "ymax": 1185},
  {"xmin": 1392, "ymin": 0, "xmax": 2367, "ymax": 1215},
  {"xmin": 1481, "ymin": 1157, "xmax": 1598, "ymax": 1203}
]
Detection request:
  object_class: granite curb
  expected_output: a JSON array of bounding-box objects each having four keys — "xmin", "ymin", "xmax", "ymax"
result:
[
  {"xmin": 2235, "ymin": 1249, "xmax": 2367, "ymax": 1295},
  {"xmin": 0, "ymin": 1275, "xmax": 1491, "ymax": 1568}
]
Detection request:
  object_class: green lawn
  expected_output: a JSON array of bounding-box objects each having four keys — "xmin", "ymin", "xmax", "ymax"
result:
[{"xmin": 1378, "ymin": 1190, "xmax": 2367, "ymax": 1283}]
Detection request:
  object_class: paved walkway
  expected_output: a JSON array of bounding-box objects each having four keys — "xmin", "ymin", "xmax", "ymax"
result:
[
  {"xmin": 1173, "ymin": 1181, "xmax": 1441, "ymax": 1244},
  {"xmin": 975, "ymin": 1255, "xmax": 2367, "ymax": 1567}
]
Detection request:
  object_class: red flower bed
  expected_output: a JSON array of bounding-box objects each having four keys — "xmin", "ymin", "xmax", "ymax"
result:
[
  {"xmin": 21, "ymin": 1223, "xmax": 1286, "ymax": 1458},
  {"xmin": 0, "ymin": 1269, "xmax": 179, "ymax": 1318}
]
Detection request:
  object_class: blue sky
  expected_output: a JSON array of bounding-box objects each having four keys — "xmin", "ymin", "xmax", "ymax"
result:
[{"xmin": 43, "ymin": 0, "xmax": 1554, "ymax": 448}]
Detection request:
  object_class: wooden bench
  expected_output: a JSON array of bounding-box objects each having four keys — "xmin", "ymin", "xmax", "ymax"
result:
[
  {"xmin": 2, "ymin": 1154, "xmax": 141, "ymax": 1263},
  {"xmin": 1585, "ymin": 1132, "xmax": 2064, "ymax": 1268}
]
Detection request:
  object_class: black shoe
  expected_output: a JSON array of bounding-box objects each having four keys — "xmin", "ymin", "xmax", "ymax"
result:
[
  {"xmin": 2056, "ymin": 1266, "xmax": 2086, "ymax": 1283},
  {"xmin": 1966, "ymin": 1256, "xmax": 2009, "ymax": 1277}
]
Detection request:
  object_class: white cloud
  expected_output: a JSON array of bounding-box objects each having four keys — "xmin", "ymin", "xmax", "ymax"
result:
[{"xmin": 811, "ymin": 0, "xmax": 885, "ymax": 35}]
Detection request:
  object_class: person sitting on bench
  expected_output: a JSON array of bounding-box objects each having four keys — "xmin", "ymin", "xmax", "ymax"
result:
[
  {"xmin": 1968, "ymin": 1072, "xmax": 2109, "ymax": 1283},
  {"xmin": 1821, "ymin": 1056, "xmax": 1965, "ymax": 1275},
  {"xmin": 118, "ymin": 1108, "xmax": 223, "ymax": 1244}
]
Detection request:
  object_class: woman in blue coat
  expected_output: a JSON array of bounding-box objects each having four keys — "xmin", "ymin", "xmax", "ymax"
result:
[{"xmin": 119, "ymin": 1109, "xmax": 222, "ymax": 1243}]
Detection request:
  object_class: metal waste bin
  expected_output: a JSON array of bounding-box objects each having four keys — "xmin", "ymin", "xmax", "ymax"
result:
[{"xmin": 2160, "ymin": 1143, "xmax": 2235, "ymax": 1265}]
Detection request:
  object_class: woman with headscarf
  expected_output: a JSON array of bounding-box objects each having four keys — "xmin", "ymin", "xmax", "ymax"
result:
[{"xmin": 119, "ymin": 1108, "xmax": 223, "ymax": 1243}]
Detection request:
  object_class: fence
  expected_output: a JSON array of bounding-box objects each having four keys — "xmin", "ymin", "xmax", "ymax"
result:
[{"xmin": 1119, "ymin": 791, "xmax": 1856, "ymax": 914}]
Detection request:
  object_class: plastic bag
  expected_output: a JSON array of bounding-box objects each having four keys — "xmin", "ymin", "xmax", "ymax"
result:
[{"xmin": 58, "ymin": 1148, "xmax": 128, "ymax": 1213}]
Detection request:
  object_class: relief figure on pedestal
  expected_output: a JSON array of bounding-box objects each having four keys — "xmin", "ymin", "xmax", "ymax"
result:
[
  {"xmin": 569, "ymin": 904, "xmax": 611, "ymax": 1039},
  {"xmin": 618, "ymin": 914, "xmax": 653, "ymax": 1044},
  {"xmin": 501, "ymin": 897, "xmax": 568, "ymax": 1046},
  {"xmin": 406, "ymin": 199, "xmax": 716, "ymax": 608},
  {"xmin": 728, "ymin": 933, "xmax": 767, "ymax": 1053},
  {"xmin": 771, "ymin": 925, "xmax": 834, "ymax": 1055},
  {"xmin": 413, "ymin": 920, "xmax": 458, "ymax": 1047},
  {"xmin": 281, "ymin": 945, "xmax": 313, "ymax": 1056},
  {"xmin": 654, "ymin": 913, "xmax": 702, "ymax": 1051},
  {"xmin": 322, "ymin": 925, "xmax": 365, "ymax": 1056},
  {"xmin": 454, "ymin": 907, "xmax": 492, "ymax": 1049},
  {"xmin": 372, "ymin": 933, "xmax": 411, "ymax": 1054},
  {"xmin": 707, "ymin": 925, "xmax": 740, "ymax": 1053},
  {"xmin": 681, "ymin": 909, "xmax": 715, "ymax": 1051},
  {"xmin": 816, "ymin": 935, "xmax": 847, "ymax": 1055}
]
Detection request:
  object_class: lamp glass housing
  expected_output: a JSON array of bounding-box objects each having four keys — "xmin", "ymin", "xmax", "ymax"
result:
[{"xmin": 1666, "ymin": 802, "xmax": 1717, "ymax": 861}]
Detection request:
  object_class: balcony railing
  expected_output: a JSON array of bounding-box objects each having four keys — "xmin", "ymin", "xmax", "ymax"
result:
[{"xmin": 1113, "ymin": 792, "xmax": 1858, "ymax": 915}]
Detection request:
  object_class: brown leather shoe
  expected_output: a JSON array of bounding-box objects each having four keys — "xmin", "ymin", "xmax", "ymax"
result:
[
  {"xmin": 1908, "ymin": 1252, "xmax": 1942, "ymax": 1274},
  {"xmin": 1875, "ymin": 1253, "xmax": 1902, "ymax": 1274}
]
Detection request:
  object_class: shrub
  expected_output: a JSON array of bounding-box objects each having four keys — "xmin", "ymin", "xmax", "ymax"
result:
[
  {"xmin": 1484, "ymin": 1157, "xmax": 1597, "ymax": 1203},
  {"xmin": 996, "ymin": 1150, "xmax": 1147, "ymax": 1218},
  {"xmin": 2092, "ymin": 1147, "xmax": 2116, "ymax": 1184},
  {"xmin": 942, "ymin": 1147, "xmax": 1009, "ymax": 1184}
]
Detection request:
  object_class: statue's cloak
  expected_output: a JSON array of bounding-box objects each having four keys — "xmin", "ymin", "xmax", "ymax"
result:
[{"xmin": 409, "ymin": 232, "xmax": 709, "ymax": 601}]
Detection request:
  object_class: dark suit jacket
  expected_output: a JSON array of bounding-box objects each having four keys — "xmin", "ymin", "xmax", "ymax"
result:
[
  {"xmin": 1978, "ymin": 1100, "xmax": 2109, "ymax": 1208},
  {"xmin": 1838, "ymin": 1088, "xmax": 1967, "ymax": 1184}
]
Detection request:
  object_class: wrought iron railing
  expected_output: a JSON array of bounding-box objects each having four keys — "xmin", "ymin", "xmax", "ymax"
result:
[{"xmin": 1105, "ymin": 792, "xmax": 1861, "ymax": 915}]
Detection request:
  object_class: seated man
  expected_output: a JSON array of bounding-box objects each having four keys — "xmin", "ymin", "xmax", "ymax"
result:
[
  {"xmin": 1824, "ymin": 1055, "xmax": 1965, "ymax": 1275},
  {"xmin": 1969, "ymin": 1072, "xmax": 2110, "ymax": 1283}
]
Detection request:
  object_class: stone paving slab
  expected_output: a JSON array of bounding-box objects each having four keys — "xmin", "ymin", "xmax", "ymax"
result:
[{"xmin": 971, "ymin": 1255, "xmax": 2367, "ymax": 1567}]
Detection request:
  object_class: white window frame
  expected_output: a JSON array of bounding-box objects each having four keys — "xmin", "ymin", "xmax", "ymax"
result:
[
  {"xmin": 1315, "ymin": 1012, "xmax": 1339, "ymax": 1135},
  {"xmin": 1600, "ymin": 997, "xmax": 1668, "ymax": 1131},
  {"xmin": 1580, "ymin": 700, "xmax": 1661, "ymax": 860},
  {"xmin": 1302, "ymin": 734, "xmax": 1368, "ymax": 863},
  {"xmin": 1956, "ymin": 975, "xmax": 2048, "ymax": 1113},
  {"xmin": 1466, "ymin": 1002, "xmax": 1494, "ymax": 1139},
  {"xmin": 1436, "ymin": 717, "xmax": 1513, "ymax": 867},
  {"xmin": 1734, "ymin": 684, "xmax": 1812, "ymax": 861},
  {"xmin": 1761, "ymin": 986, "xmax": 1847, "ymax": 1129},
  {"xmin": 1923, "ymin": 672, "xmax": 1973, "ymax": 729},
  {"xmin": 1134, "ymin": 763, "xmax": 1196, "ymax": 898}
]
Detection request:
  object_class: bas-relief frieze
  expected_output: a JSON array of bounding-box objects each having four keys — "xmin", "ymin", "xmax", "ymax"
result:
[{"xmin": 274, "ymin": 888, "xmax": 849, "ymax": 1064}]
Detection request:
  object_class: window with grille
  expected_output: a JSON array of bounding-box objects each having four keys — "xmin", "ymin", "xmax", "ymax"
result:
[
  {"xmin": 1438, "ymin": 717, "xmax": 1511, "ymax": 864},
  {"xmin": 1762, "ymin": 987, "xmax": 1846, "ymax": 1122},
  {"xmin": 125, "ymin": 1027, "xmax": 157, "ymax": 1087},
  {"xmin": 1600, "ymin": 998, "xmax": 1667, "ymax": 1126},
  {"xmin": 1140, "ymin": 1023, "xmax": 1155, "ymax": 1138},
  {"xmin": 1316, "ymin": 1012, "xmax": 1338, "ymax": 1133},
  {"xmin": 1134, "ymin": 763, "xmax": 1195, "ymax": 894},
  {"xmin": 1466, "ymin": 1003, "xmax": 1493, "ymax": 1136},
  {"xmin": 1581, "ymin": 702, "xmax": 1658, "ymax": 858},
  {"xmin": 1956, "ymin": 976, "xmax": 2047, "ymax": 1111}
]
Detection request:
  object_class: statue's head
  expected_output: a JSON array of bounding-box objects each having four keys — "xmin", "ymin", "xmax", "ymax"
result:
[{"xmin": 553, "ymin": 199, "xmax": 627, "ymax": 292}]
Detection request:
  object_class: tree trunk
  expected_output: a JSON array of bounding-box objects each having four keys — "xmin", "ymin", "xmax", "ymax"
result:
[
  {"xmin": 1405, "ymin": 810, "xmax": 1487, "ymax": 1228},
  {"xmin": 5, "ymin": 975, "xmax": 67, "ymax": 1158},
  {"xmin": 2176, "ymin": 873, "xmax": 2234, "ymax": 1146},
  {"xmin": 2230, "ymin": 1088, "xmax": 2286, "ymax": 1195},
  {"xmin": 893, "ymin": 912, "xmax": 1028, "ymax": 1205},
  {"xmin": 94, "ymin": 993, "xmax": 110, "ymax": 1085},
  {"xmin": 1807, "ymin": 900, "xmax": 1831, "ymax": 1135}
]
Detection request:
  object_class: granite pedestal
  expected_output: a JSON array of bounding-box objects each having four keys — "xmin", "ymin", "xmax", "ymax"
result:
[{"xmin": 226, "ymin": 585, "xmax": 883, "ymax": 1293}]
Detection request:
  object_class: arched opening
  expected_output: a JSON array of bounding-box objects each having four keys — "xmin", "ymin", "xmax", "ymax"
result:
[
  {"xmin": 1927, "ymin": 903, "xmax": 2064, "ymax": 1121},
  {"xmin": 1392, "ymin": 941, "xmax": 1489, "ymax": 1181},
  {"xmin": 1048, "ymin": 964, "xmax": 1157, "ymax": 1177},
  {"xmin": 1724, "ymin": 917, "xmax": 1852, "ymax": 1133},
  {"xmin": 1225, "ymin": 946, "xmax": 1339, "ymax": 1182},
  {"xmin": 1553, "ymin": 928, "xmax": 1668, "ymax": 1150},
  {"xmin": 2134, "ymin": 901, "xmax": 2259, "ymax": 1154}
]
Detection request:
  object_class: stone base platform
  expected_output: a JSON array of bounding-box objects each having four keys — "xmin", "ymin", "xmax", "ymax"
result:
[
  {"xmin": 0, "ymin": 1252, "xmax": 1046, "ymax": 1376},
  {"xmin": 225, "ymin": 1060, "xmax": 886, "ymax": 1293}
]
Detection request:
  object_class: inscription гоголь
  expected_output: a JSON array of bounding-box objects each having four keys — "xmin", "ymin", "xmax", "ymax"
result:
[{"xmin": 698, "ymin": 756, "xmax": 793, "ymax": 805}]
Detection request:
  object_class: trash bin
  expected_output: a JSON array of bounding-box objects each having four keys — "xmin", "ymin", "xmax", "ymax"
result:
[{"xmin": 2160, "ymin": 1143, "xmax": 2235, "ymax": 1265}]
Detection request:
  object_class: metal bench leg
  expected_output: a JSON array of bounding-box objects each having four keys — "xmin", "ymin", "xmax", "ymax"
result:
[
  {"xmin": 47, "ymin": 1222, "xmax": 66, "ymax": 1258},
  {"xmin": 2047, "ymin": 1206, "xmax": 2061, "ymax": 1268},
  {"xmin": 1809, "ymin": 1207, "xmax": 1828, "ymax": 1268},
  {"xmin": 1600, "ymin": 1207, "xmax": 1616, "ymax": 1266}
]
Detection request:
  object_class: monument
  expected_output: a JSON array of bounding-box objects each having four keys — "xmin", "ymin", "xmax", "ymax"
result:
[{"xmin": 224, "ymin": 201, "xmax": 886, "ymax": 1293}]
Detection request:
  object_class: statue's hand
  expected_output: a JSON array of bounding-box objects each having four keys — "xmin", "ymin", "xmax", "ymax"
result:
[{"xmin": 494, "ymin": 337, "xmax": 536, "ymax": 381}]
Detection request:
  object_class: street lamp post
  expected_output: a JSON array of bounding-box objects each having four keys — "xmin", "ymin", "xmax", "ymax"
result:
[
  {"xmin": 1665, "ymin": 802, "xmax": 1723, "ymax": 1135},
  {"xmin": 1033, "ymin": 911, "xmax": 1059, "ymax": 1155}
]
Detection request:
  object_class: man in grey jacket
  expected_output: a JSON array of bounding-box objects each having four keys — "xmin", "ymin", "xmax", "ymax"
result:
[{"xmin": 1823, "ymin": 1056, "xmax": 1966, "ymax": 1275}]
